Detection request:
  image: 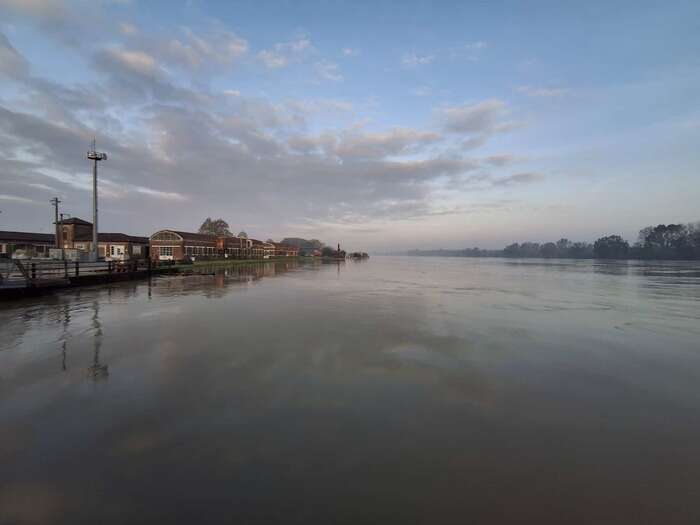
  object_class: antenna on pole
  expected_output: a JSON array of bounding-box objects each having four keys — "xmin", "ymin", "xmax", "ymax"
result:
[{"xmin": 87, "ymin": 139, "xmax": 107, "ymax": 262}]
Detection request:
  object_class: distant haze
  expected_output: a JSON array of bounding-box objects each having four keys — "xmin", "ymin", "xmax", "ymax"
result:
[{"xmin": 0, "ymin": 1, "xmax": 698, "ymax": 252}]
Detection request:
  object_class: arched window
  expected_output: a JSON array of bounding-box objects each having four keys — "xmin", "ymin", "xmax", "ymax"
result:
[{"xmin": 150, "ymin": 231, "xmax": 183, "ymax": 242}]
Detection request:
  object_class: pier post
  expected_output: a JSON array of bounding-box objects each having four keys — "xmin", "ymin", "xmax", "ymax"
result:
[
  {"xmin": 64, "ymin": 260, "xmax": 68, "ymax": 278},
  {"xmin": 31, "ymin": 263, "xmax": 36, "ymax": 280},
  {"xmin": 75, "ymin": 261, "xmax": 79, "ymax": 277}
]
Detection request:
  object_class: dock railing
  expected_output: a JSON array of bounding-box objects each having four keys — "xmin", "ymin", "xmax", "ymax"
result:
[{"xmin": 0, "ymin": 258, "xmax": 172, "ymax": 289}]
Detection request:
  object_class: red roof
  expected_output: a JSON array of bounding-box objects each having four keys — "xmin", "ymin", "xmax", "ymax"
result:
[
  {"xmin": 58, "ymin": 217, "xmax": 92, "ymax": 226},
  {"xmin": 171, "ymin": 231, "xmax": 218, "ymax": 242},
  {"xmin": 74, "ymin": 232, "xmax": 148, "ymax": 243}
]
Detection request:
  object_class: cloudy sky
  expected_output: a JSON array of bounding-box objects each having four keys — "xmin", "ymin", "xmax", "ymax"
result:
[{"xmin": 0, "ymin": 0, "xmax": 698, "ymax": 251}]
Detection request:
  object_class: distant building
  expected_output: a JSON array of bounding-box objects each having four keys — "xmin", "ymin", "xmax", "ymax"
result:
[
  {"xmin": 58, "ymin": 218, "xmax": 149, "ymax": 260},
  {"xmin": 272, "ymin": 242, "xmax": 300, "ymax": 257},
  {"xmin": 0, "ymin": 231, "xmax": 55, "ymax": 258},
  {"xmin": 251, "ymin": 239, "xmax": 275, "ymax": 258},
  {"xmin": 149, "ymin": 230, "xmax": 218, "ymax": 261},
  {"xmin": 1, "ymin": 218, "xmax": 147, "ymax": 260},
  {"xmin": 150, "ymin": 230, "xmax": 300, "ymax": 261}
]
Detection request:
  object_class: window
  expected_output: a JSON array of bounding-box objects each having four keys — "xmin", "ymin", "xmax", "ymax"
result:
[
  {"xmin": 151, "ymin": 231, "xmax": 182, "ymax": 242},
  {"xmin": 133, "ymin": 245, "xmax": 142, "ymax": 256},
  {"xmin": 160, "ymin": 246, "xmax": 173, "ymax": 256},
  {"xmin": 110, "ymin": 245, "xmax": 116, "ymax": 256}
]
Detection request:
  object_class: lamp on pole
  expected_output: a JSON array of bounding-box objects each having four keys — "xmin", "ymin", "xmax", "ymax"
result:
[{"xmin": 87, "ymin": 139, "xmax": 107, "ymax": 262}]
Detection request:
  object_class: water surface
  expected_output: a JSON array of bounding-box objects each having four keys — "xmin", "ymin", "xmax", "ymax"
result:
[{"xmin": 2, "ymin": 257, "xmax": 700, "ymax": 524}]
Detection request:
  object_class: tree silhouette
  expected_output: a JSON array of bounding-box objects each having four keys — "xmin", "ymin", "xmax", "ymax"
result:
[
  {"xmin": 198, "ymin": 218, "xmax": 232, "ymax": 237},
  {"xmin": 593, "ymin": 235, "xmax": 629, "ymax": 259}
]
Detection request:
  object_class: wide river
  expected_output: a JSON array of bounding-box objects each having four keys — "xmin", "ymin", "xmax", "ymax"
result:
[{"xmin": 1, "ymin": 256, "xmax": 700, "ymax": 524}]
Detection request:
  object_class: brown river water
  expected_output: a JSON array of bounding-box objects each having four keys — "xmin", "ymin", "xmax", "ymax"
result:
[{"xmin": 1, "ymin": 256, "xmax": 700, "ymax": 524}]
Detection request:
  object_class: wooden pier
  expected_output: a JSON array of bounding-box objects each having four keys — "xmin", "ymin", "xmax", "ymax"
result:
[{"xmin": 0, "ymin": 259, "xmax": 178, "ymax": 299}]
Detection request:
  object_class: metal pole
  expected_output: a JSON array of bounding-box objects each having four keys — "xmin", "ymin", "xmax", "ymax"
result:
[
  {"xmin": 92, "ymin": 157, "xmax": 98, "ymax": 262},
  {"xmin": 51, "ymin": 197, "xmax": 61, "ymax": 249},
  {"xmin": 87, "ymin": 141, "xmax": 106, "ymax": 262},
  {"xmin": 59, "ymin": 213, "xmax": 67, "ymax": 260}
]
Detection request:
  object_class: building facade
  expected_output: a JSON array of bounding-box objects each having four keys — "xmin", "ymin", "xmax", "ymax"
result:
[
  {"xmin": 272, "ymin": 243, "xmax": 300, "ymax": 257},
  {"xmin": 150, "ymin": 231, "xmax": 300, "ymax": 261},
  {"xmin": 1, "ymin": 218, "xmax": 148, "ymax": 260},
  {"xmin": 149, "ymin": 230, "xmax": 219, "ymax": 261},
  {"xmin": 58, "ymin": 218, "xmax": 149, "ymax": 260},
  {"xmin": 0, "ymin": 231, "xmax": 55, "ymax": 258}
]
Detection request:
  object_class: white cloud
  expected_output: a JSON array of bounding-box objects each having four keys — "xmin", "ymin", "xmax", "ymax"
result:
[
  {"xmin": 0, "ymin": 32, "xmax": 30, "ymax": 78},
  {"xmin": 163, "ymin": 28, "xmax": 248, "ymax": 71},
  {"xmin": 314, "ymin": 60, "xmax": 343, "ymax": 82},
  {"xmin": 492, "ymin": 172, "xmax": 544, "ymax": 186},
  {"xmin": 483, "ymin": 154, "xmax": 520, "ymax": 167},
  {"xmin": 0, "ymin": 193, "xmax": 36, "ymax": 203},
  {"xmin": 411, "ymin": 86, "xmax": 432, "ymax": 97},
  {"xmin": 119, "ymin": 22, "xmax": 138, "ymax": 36},
  {"xmin": 133, "ymin": 186, "xmax": 187, "ymax": 201},
  {"xmin": 517, "ymin": 85, "xmax": 570, "ymax": 97},
  {"xmin": 102, "ymin": 48, "xmax": 160, "ymax": 77},
  {"xmin": 451, "ymin": 41, "xmax": 488, "ymax": 61},
  {"xmin": 465, "ymin": 41, "xmax": 487, "ymax": 50},
  {"xmin": 342, "ymin": 47, "xmax": 359, "ymax": 57},
  {"xmin": 401, "ymin": 53, "xmax": 434, "ymax": 68},
  {"xmin": 257, "ymin": 37, "xmax": 313, "ymax": 69},
  {"xmin": 285, "ymin": 98, "xmax": 353, "ymax": 114},
  {"xmin": 439, "ymin": 99, "xmax": 511, "ymax": 134},
  {"xmin": 334, "ymin": 128, "xmax": 442, "ymax": 159},
  {"xmin": 0, "ymin": 0, "xmax": 66, "ymax": 21},
  {"xmin": 257, "ymin": 49, "xmax": 288, "ymax": 69}
]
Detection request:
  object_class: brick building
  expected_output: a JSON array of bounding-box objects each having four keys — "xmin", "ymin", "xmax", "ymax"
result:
[
  {"xmin": 1, "ymin": 218, "xmax": 148, "ymax": 260},
  {"xmin": 0, "ymin": 231, "xmax": 55, "ymax": 258},
  {"xmin": 58, "ymin": 218, "xmax": 149, "ymax": 260},
  {"xmin": 150, "ymin": 230, "xmax": 300, "ymax": 261},
  {"xmin": 272, "ymin": 242, "xmax": 300, "ymax": 257},
  {"xmin": 149, "ymin": 230, "xmax": 219, "ymax": 261}
]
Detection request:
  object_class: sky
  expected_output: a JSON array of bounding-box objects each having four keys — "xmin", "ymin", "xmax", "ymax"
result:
[{"xmin": 0, "ymin": 0, "xmax": 698, "ymax": 251}]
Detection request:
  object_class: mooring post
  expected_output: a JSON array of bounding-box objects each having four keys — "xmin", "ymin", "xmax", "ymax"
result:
[
  {"xmin": 75, "ymin": 261, "xmax": 79, "ymax": 277},
  {"xmin": 64, "ymin": 260, "xmax": 68, "ymax": 278},
  {"xmin": 31, "ymin": 263, "xmax": 36, "ymax": 280}
]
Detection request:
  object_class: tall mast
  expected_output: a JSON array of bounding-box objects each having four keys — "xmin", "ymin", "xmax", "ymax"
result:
[{"xmin": 87, "ymin": 139, "xmax": 107, "ymax": 261}]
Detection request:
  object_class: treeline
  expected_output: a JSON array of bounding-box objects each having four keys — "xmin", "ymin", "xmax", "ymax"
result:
[
  {"xmin": 281, "ymin": 238, "xmax": 324, "ymax": 255},
  {"xmin": 406, "ymin": 223, "xmax": 700, "ymax": 260}
]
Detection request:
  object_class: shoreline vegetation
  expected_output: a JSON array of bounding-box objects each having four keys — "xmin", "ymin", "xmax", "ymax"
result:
[
  {"xmin": 176, "ymin": 255, "xmax": 354, "ymax": 270},
  {"xmin": 400, "ymin": 222, "xmax": 700, "ymax": 260}
]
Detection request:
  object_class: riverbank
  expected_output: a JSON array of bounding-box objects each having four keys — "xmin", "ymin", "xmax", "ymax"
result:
[
  {"xmin": 176, "ymin": 256, "xmax": 302, "ymax": 269},
  {"xmin": 175, "ymin": 256, "xmax": 353, "ymax": 269}
]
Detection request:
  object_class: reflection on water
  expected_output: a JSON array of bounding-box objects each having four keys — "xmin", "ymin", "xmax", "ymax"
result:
[
  {"xmin": 1, "ymin": 257, "xmax": 700, "ymax": 524},
  {"xmin": 86, "ymin": 301, "xmax": 108, "ymax": 381}
]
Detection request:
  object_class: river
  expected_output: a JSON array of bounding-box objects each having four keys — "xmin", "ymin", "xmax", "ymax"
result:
[{"xmin": 1, "ymin": 257, "xmax": 700, "ymax": 524}]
